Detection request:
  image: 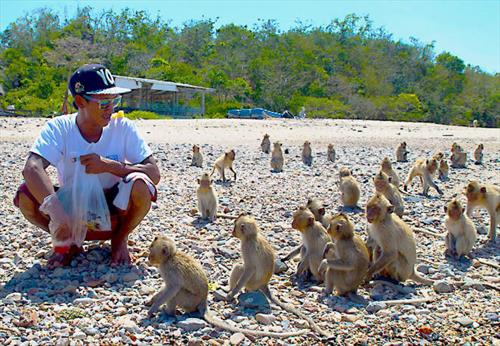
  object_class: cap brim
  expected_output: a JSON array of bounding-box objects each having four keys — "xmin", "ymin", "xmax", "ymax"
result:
[{"xmin": 86, "ymin": 86, "xmax": 131, "ymax": 95}]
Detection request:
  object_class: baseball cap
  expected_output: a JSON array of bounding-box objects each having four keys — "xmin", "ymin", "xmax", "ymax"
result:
[{"xmin": 69, "ymin": 64, "xmax": 131, "ymax": 96}]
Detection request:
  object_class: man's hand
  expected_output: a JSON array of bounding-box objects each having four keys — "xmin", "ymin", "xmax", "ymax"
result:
[
  {"xmin": 39, "ymin": 193, "xmax": 71, "ymax": 240},
  {"xmin": 80, "ymin": 154, "xmax": 111, "ymax": 174}
]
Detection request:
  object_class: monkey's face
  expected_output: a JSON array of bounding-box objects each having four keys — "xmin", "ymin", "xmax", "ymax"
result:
[
  {"xmin": 322, "ymin": 242, "xmax": 336, "ymax": 259},
  {"xmin": 148, "ymin": 236, "xmax": 176, "ymax": 267},
  {"xmin": 198, "ymin": 173, "xmax": 211, "ymax": 187},
  {"xmin": 465, "ymin": 182, "xmax": 480, "ymax": 202},
  {"xmin": 306, "ymin": 199, "xmax": 324, "ymax": 220},
  {"xmin": 339, "ymin": 168, "xmax": 351, "ymax": 178},
  {"xmin": 264, "ymin": 134, "xmax": 269, "ymax": 139},
  {"xmin": 373, "ymin": 173, "xmax": 388, "ymax": 192},
  {"xmin": 233, "ymin": 216, "xmax": 257, "ymax": 239},
  {"xmin": 291, "ymin": 208, "xmax": 314, "ymax": 232},
  {"xmin": 381, "ymin": 158, "xmax": 391, "ymax": 170},
  {"xmin": 401, "ymin": 142, "xmax": 407, "ymax": 148},
  {"xmin": 328, "ymin": 144, "xmax": 333, "ymax": 151},
  {"xmin": 193, "ymin": 145, "xmax": 199, "ymax": 153},
  {"xmin": 478, "ymin": 144, "xmax": 484, "ymax": 150},
  {"xmin": 227, "ymin": 150, "xmax": 236, "ymax": 160},
  {"xmin": 445, "ymin": 200, "xmax": 463, "ymax": 220},
  {"xmin": 328, "ymin": 215, "xmax": 353, "ymax": 240},
  {"xmin": 427, "ymin": 159, "xmax": 438, "ymax": 173}
]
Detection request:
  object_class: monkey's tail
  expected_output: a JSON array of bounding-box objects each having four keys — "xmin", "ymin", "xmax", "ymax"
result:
[
  {"xmin": 410, "ymin": 271, "xmax": 434, "ymax": 286},
  {"xmin": 261, "ymin": 287, "xmax": 332, "ymax": 339},
  {"xmin": 202, "ymin": 307, "xmax": 307, "ymax": 338}
]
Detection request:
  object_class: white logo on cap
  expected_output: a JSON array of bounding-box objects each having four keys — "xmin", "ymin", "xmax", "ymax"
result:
[{"xmin": 96, "ymin": 68, "xmax": 115, "ymax": 86}]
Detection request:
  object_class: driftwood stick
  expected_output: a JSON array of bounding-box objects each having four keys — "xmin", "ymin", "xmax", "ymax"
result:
[{"xmin": 381, "ymin": 296, "xmax": 435, "ymax": 305}]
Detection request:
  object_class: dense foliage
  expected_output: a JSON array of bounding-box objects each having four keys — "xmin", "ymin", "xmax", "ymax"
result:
[{"xmin": 0, "ymin": 8, "xmax": 498, "ymax": 126}]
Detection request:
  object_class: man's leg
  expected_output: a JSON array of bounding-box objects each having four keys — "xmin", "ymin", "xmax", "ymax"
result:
[
  {"xmin": 111, "ymin": 180, "xmax": 152, "ymax": 265},
  {"xmin": 16, "ymin": 191, "xmax": 49, "ymax": 232}
]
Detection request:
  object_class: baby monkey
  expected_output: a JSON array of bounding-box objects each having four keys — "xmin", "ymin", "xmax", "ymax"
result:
[
  {"xmin": 261, "ymin": 134, "xmax": 271, "ymax": 154},
  {"xmin": 271, "ymin": 142, "xmax": 284, "ymax": 172},
  {"xmin": 327, "ymin": 144, "xmax": 336, "ymax": 162},
  {"xmin": 321, "ymin": 214, "xmax": 369, "ymax": 297},
  {"xmin": 226, "ymin": 214, "xmax": 330, "ymax": 338},
  {"xmin": 373, "ymin": 171, "xmax": 404, "ymax": 217},
  {"xmin": 302, "ymin": 141, "xmax": 313, "ymax": 166},
  {"xmin": 196, "ymin": 173, "xmax": 238, "ymax": 221},
  {"xmin": 306, "ymin": 198, "xmax": 333, "ymax": 229},
  {"xmin": 464, "ymin": 181, "xmax": 499, "ymax": 243},
  {"xmin": 396, "ymin": 142, "xmax": 409, "ymax": 162},
  {"xmin": 450, "ymin": 143, "xmax": 467, "ymax": 168},
  {"xmin": 147, "ymin": 235, "xmax": 305, "ymax": 338},
  {"xmin": 474, "ymin": 144, "xmax": 483, "ymax": 165},
  {"xmin": 380, "ymin": 157, "xmax": 401, "ymax": 187},
  {"xmin": 444, "ymin": 199, "xmax": 477, "ymax": 258},
  {"xmin": 210, "ymin": 149, "xmax": 236, "ymax": 182},
  {"xmin": 438, "ymin": 159, "xmax": 449, "ymax": 181},
  {"xmin": 339, "ymin": 167, "xmax": 361, "ymax": 208},
  {"xmin": 191, "ymin": 145, "xmax": 203, "ymax": 167}
]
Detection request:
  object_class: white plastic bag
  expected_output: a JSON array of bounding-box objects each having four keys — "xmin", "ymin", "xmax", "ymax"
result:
[{"xmin": 40, "ymin": 160, "xmax": 111, "ymax": 252}]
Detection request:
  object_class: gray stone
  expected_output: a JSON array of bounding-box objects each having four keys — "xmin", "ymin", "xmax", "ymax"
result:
[
  {"xmin": 73, "ymin": 298, "xmax": 95, "ymax": 306},
  {"xmin": 366, "ymin": 302, "xmax": 387, "ymax": 314},
  {"xmin": 455, "ymin": 316, "xmax": 475, "ymax": 327},
  {"xmin": 230, "ymin": 332, "xmax": 246, "ymax": 345},
  {"xmin": 238, "ymin": 291, "xmax": 270, "ymax": 310},
  {"xmin": 177, "ymin": 318, "xmax": 207, "ymax": 331},
  {"xmin": 433, "ymin": 280, "xmax": 455, "ymax": 293},
  {"xmin": 256, "ymin": 313, "xmax": 276, "ymax": 325},
  {"xmin": 273, "ymin": 259, "xmax": 288, "ymax": 274},
  {"xmin": 122, "ymin": 272, "xmax": 140, "ymax": 282}
]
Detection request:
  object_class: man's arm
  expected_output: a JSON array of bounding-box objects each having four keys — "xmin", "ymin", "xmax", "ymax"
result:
[
  {"xmin": 80, "ymin": 154, "xmax": 161, "ymax": 185},
  {"xmin": 22, "ymin": 153, "xmax": 56, "ymax": 203}
]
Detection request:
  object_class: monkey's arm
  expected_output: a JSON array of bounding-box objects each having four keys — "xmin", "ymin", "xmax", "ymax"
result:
[
  {"xmin": 226, "ymin": 267, "xmax": 255, "ymax": 301},
  {"xmin": 148, "ymin": 283, "xmax": 181, "ymax": 316},
  {"xmin": 366, "ymin": 251, "xmax": 398, "ymax": 279},
  {"xmin": 325, "ymin": 259, "xmax": 355, "ymax": 271},
  {"xmin": 281, "ymin": 245, "xmax": 302, "ymax": 262}
]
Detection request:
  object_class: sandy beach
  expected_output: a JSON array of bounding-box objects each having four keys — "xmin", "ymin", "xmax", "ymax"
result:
[{"xmin": 0, "ymin": 116, "xmax": 499, "ymax": 345}]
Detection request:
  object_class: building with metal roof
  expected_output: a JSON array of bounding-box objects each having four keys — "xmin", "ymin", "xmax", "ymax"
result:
[{"xmin": 113, "ymin": 75, "xmax": 214, "ymax": 118}]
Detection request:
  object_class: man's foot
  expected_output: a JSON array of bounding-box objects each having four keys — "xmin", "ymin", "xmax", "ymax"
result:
[
  {"xmin": 46, "ymin": 245, "xmax": 83, "ymax": 269},
  {"xmin": 111, "ymin": 239, "xmax": 134, "ymax": 266}
]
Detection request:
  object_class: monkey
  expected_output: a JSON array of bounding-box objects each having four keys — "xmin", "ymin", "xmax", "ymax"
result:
[
  {"xmin": 302, "ymin": 141, "xmax": 313, "ymax": 166},
  {"xmin": 432, "ymin": 152, "xmax": 444, "ymax": 162},
  {"xmin": 327, "ymin": 144, "xmax": 336, "ymax": 162},
  {"xmin": 147, "ymin": 235, "xmax": 306, "ymax": 338},
  {"xmin": 450, "ymin": 143, "xmax": 467, "ymax": 168},
  {"xmin": 373, "ymin": 171, "xmax": 404, "ymax": 217},
  {"xmin": 191, "ymin": 145, "xmax": 203, "ymax": 167},
  {"xmin": 474, "ymin": 144, "xmax": 484, "ymax": 165},
  {"xmin": 288, "ymin": 207, "xmax": 330, "ymax": 282},
  {"xmin": 464, "ymin": 181, "xmax": 499, "ymax": 242},
  {"xmin": 396, "ymin": 142, "xmax": 409, "ymax": 162},
  {"xmin": 444, "ymin": 199, "xmax": 477, "ymax": 258},
  {"xmin": 270, "ymin": 142, "xmax": 284, "ymax": 172},
  {"xmin": 403, "ymin": 158, "xmax": 443, "ymax": 196},
  {"xmin": 261, "ymin": 134, "xmax": 271, "ymax": 154},
  {"xmin": 306, "ymin": 198, "xmax": 333, "ymax": 229},
  {"xmin": 197, "ymin": 173, "xmax": 218, "ymax": 221},
  {"xmin": 196, "ymin": 173, "xmax": 238, "ymax": 221},
  {"xmin": 226, "ymin": 214, "xmax": 331, "ymax": 338},
  {"xmin": 339, "ymin": 167, "xmax": 361, "ymax": 208},
  {"xmin": 210, "ymin": 149, "xmax": 236, "ymax": 182},
  {"xmin": 472, "ymin": 119, "xmax": 479, "ymax": 128},
  {"xmin": 438, "ymin": 159, "xmax": 449, "ymax": 181},
  {"xmin": 381, "ymin": 157, "xmax": 401, "ymax": 187},
  {"xmin": 365, "ymin": 194, "xmax": 434, "ymax": 285},
  {"xmin": 321, "ymin": 214, "xmax": 370, "ymax": 297}
]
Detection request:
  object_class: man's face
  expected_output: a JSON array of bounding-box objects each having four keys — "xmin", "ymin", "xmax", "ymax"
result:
[{"xmin": 80, "ymin": 94, "xmax": 120, "ymax": 127}]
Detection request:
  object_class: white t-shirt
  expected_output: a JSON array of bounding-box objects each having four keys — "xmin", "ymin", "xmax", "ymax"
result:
[{"xmin": 30, "ymin": 113, "xmax": 153, "ymax": 189}]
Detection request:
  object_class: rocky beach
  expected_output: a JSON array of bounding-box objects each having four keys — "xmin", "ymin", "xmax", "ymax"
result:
[{"xmin": 0, "ymin": 116, "xmax": 499, "ymax": 345}]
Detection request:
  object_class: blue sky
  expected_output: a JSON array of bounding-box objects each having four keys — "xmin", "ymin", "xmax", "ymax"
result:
[{"xmin": 1, "ymin": 0, "xmax": 499, "ymax": 74}]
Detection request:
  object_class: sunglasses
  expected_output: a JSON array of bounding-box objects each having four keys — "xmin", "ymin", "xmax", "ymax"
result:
[{"xmin": 82, "ymin": 95, "xmax": 122, "ymax": 109}]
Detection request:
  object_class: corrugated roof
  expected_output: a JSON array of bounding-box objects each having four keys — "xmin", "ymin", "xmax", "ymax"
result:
[{"xmin": 113, "ymin": 75, "xmax": 214, "ymax": 92}]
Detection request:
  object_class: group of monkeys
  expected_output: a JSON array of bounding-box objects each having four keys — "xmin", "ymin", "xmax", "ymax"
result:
[{"xmin": 144, "ymin": 136, "xmax": 498, "ymax": 339}]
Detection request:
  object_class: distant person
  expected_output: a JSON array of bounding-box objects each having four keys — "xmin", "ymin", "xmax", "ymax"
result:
[{"xmin": 13, "ymin": 64, "xmax": 160, "ymax": 268}]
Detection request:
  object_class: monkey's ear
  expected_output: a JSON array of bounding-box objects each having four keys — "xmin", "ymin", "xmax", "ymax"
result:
[
  {"xmin": 443, "ymin": 206, "xmax": 448, "ymax": 213},
  {"xmin": 307, "ymin": 198, "xmax": 312, "ymax": 205},
  {"xmin": 318, "ymin": 208, "xmax": 325, "ymax": 216},
  {"xmin": 388, "ymin": 176, "xmax": 393, "ymax": 183},
  {"xmin": 426, "ymin": 159, "xmax": 429, "ymax": 165},
  {"xmin": 307, "ymin": 216, "xmax": 315, "ymax": 226},
  {"xmin": 461, "ymin": 207, "xmax": 465, "ymax": 214},
  {"xmin": 210, "ymin": 179, "xmax": 214, "ymax": 185},
  {"xmin": 480, "ymin": 187, "xmax": 487, "ymax": 194},
  {"xmin": 387, "ymin": 205, "xmax": 395, "ymax": 214},
  {"xmin": 162, "ymin": 247, "xmax": 169, "ymax": 257},
  {"xmin": 336, "ymin": 224, "xmax": 341, "ymax": 231}
]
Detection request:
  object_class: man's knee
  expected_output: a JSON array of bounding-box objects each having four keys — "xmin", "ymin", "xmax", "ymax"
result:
[
  {"xmin": 17, "ymin": 191, "xmax": 41, "ymax": 218},
  {"xmin": 130, "ymin": 180, "xmax": 152, "ymax": 206}
]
